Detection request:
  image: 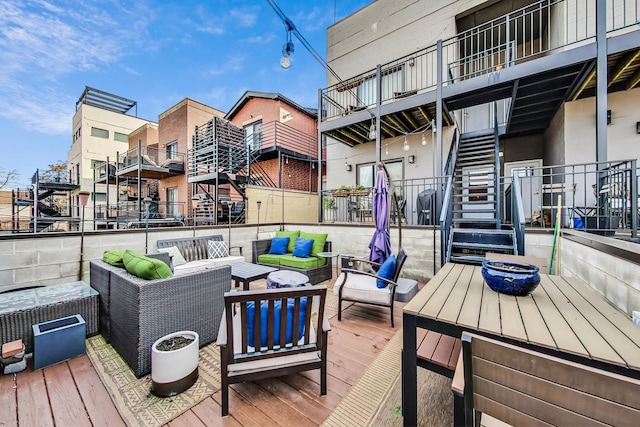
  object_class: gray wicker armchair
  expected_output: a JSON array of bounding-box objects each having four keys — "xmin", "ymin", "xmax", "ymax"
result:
[
  {"xmin": 108, "ymin": 264, "xmax": 231, "ymax": 377},
  {"xmin": 89, "ymin": 252, "xmax": 170, "ymax": 343}
]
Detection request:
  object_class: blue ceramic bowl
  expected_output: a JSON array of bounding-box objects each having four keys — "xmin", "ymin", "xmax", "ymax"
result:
[{"xmin": 481, "ymin": 260, "xmax": 540, "ymax": 296}]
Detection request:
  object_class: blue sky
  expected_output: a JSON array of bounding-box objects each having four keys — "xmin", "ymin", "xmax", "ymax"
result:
[{"xmin": 0, "ymin": 0, "xmax": 370, "ymax": 188}]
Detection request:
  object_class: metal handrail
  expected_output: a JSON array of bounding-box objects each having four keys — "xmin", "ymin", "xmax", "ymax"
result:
[{"xmin": 511, "ymin": 169, "xmax": 526, "ymax": 255}]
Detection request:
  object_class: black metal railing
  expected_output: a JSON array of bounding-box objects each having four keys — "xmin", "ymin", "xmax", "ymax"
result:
[{"xmin": 321, "ymin": 0, "xmax": 640, "ymax": 121}]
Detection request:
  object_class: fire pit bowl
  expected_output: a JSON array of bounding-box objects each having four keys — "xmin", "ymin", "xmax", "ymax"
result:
[{"xmin": 481, "ymin": 259, "xmax": 540, "ymax": 296}]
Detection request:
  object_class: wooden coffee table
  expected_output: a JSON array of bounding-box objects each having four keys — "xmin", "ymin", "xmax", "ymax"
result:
[{"xmin": 230, "ymin": 262, "xmax": 278, "ymax": 291}]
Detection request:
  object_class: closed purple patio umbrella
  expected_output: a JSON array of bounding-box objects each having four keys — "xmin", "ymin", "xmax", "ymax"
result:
[{"xmin": 369, "ymin": 168, "xmax": 392, "ymax": 266}]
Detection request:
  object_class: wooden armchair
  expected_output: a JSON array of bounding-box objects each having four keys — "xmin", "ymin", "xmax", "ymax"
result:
[
  {"xmin": 217, "ymin": 286, "xmax": 330, "ymax": 416},
  {"xmin": 334, "ymin": 249, "xmax": 407, "ymax": 327}
]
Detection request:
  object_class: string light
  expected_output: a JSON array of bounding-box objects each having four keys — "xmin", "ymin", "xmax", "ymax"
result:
[
  {"xmin": 403, "ymin": 136, "xmax": 410, "ymax": 152},
  {"xmin": 421, "ymin": 132, "xmax": 427, "ymax": 146},
  {"xmin": 385, "ymin": 144, "xmax": 389, "ymax": 155}
]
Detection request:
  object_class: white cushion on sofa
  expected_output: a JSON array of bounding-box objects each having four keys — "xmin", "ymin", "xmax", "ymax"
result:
[
  {"xmin": 157, "ymin": 245, "xmax": 187, "ymax": 266},
  {"xmin": 173, "ymin": 257, "xmax": 244, "ymax": 276}
]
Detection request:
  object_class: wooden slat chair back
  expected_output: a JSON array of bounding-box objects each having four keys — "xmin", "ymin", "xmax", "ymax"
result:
[
  {"xmin": 459, "ymin": 332, "xmax": 640, "ymax": 427},
  {"xmin": 217, "ymin": 286, "xmax": 330, "ymax": 416},
  {"xmin": 336, "ymin": 249, "xmax": 407, "ymax": 327}
]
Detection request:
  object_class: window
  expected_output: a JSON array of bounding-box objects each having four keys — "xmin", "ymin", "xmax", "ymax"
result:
[
  {"xmin": 244, "ymin": 120, "xmax": 262, "ymax": 151},
  {"xmin": 94, "ymin": 192, "xmax": 106, "ymax": 202},
  {"xmin": 166, "ymin": 141, "xmax": 178, "ymax": 159},
  {"xmin": 166, "ymin": 187, "xmax": 178, "ymax": 217},
  {"xmin": 91, "ymin": 127, "xmax": 109, "ymax": 138},
  {"xmin": 357, "ymin": 159, "xmax": 403, "ymax": 194},
  {"xmin": 357, "ymin": 66, "xmax": 405, "ymax": 107},
  {"xmin": 114, "ymin": 132, "xmax": 128, "ymax": 142}
]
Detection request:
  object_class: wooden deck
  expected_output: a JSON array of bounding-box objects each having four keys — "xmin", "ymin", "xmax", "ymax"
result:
[{"xmin": 0, "ymin": 297, "xmax": 407, "ymax": 426}]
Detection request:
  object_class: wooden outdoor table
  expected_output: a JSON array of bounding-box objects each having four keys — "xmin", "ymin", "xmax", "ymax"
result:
[{"xmin": 401, "ymin": 262, "xmax": 640, "ymax": 426}]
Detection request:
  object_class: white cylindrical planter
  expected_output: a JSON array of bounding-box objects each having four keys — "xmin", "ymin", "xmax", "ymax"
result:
[{"xmin": 151, "ymin": 331, "xmax": 199, "ymax": 397}]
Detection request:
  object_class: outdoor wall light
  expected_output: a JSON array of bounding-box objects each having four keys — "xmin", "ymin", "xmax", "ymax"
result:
[
  {"xmin": 346, "ymin": 163, "xmax": 352, "ymax": 172},
  {"xmin": 636, "ymin": 121, "xmax": 640, "ymax": 134},
  {"xmin": 408, "ymin": 155, "xmax": 415, "ymax": 164}
]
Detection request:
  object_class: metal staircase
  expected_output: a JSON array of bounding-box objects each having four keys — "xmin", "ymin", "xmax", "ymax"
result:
[{"xmin": 446, "ymin": 130, "xmax": 517, "ymax": 265}]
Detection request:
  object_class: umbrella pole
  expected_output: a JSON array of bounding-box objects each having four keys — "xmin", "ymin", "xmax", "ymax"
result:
[{"xmin": 378, "ymin": 162, "xmax": 402, "ymax": 251}]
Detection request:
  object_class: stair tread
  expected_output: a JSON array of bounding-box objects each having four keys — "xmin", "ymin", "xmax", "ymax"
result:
[
  {"xmin": 452, "ymin": 228, "xmax": 514, "ymax": 235},
  {"xmin": 451, "ymin": 241, "xmax": 515, "ymax": 250}
]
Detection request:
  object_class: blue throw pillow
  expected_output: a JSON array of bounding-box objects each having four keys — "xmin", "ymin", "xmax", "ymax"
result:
[
  {"xmin": 292, "ymin": 237, "xmax": 314, "ymax": 258},
  {"xmin": 269, "ymin": 237, "xmax": 290, "ymax": 255},
  {"xmin": 246, "ymin": 298, "xmax": 308, "ymax": 347},
  {"xmin": 376, "ymin": 255, "xmax": 397, "ymax": 288}
]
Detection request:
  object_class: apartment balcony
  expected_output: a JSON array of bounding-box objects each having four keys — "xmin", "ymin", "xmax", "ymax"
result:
[
  {"xmin": 320, "ymin": 0, "xmax": 640, "ymax": 143},
  {"xmin": 117, "ymin": 144, "xmax": 186, "ymax": 180}
]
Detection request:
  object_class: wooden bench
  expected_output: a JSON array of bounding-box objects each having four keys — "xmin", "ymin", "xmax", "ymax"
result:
[
  {"xmin": 416, "ymin": 329, "xmax": 461, "ymax": 378},
  {"xmin": 452, "ymin": 332, "xmax": 640, "ymax": 427}
]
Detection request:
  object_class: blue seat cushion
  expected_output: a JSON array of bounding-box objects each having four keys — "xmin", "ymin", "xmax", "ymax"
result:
[
  {"xmin": 377, "ymin": 255, "xmax": 396, "ymax": 288},
  {"xmin": 269, "ymin": 237, "xmax": 290, "ymax": 255},
  {"xmin": 292, "ymin": 237, "xmax": 314, "ymax": 258},
  {"xmin": 247, "ymin": 298, "xmax": 308, "ymax": 347}
]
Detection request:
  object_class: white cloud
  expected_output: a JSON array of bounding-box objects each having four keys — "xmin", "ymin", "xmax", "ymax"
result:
[
  {"xmin": 245, "ymin": 33, "xmax": 276, "ymax": 44},
  {"xmin": 0, "ymin": 0, "xmax": 154, "ymax": 135},
  {"xmin": 230, "ymin": 7, "xmax": 258, "ymax": 27},
  {"xmin": 204, "ymin": 54, "xmax": 247, "ymax": 76}
]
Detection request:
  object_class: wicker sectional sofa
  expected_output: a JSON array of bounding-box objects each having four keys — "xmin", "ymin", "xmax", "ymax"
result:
[{"xmin": 89, "ymin": 253, "xmax": 231, "ymax": 377}]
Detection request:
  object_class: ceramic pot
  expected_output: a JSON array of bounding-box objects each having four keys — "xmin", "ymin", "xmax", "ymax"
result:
[
  {"xmin": 481, "ymin": 260, "xmax": 540, "ymax": 296},
  {"xmin": 151, "ymin": 331, "xmax": 199, "ymax": 397}
]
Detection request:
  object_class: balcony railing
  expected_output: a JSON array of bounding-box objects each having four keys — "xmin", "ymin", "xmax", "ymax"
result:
[
  {"xmin": 118, "ymin": 145, "xmax": 186, "ymax": 172},
  {"xmin": 321, "ymin": 176, "xmax": 447, "ymax": 225},
  {"xmin": 93, "ymin": 201, "xmax": 186, "ymax": 227},
  {"xmin": 321, "ymin": 0, "xmax": 640, "ymax": 122}
]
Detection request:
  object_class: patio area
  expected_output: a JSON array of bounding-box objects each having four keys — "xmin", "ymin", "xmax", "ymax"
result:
[{"xmin": 0, "ymin": 276, "xmax": 457, "ymax": 427}]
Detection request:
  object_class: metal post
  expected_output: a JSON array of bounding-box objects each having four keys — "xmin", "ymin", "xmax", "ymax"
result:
[
  {"xmin": 318, "ymin": 89, "xmax": 324, "ymax": 223},
  {"xmin": 78, "ymin": 191, "xmax": 90, "ymax": 280},
  {"xmin": 143, "ymin": 197, "xmax": 151, "ymax": 254},
  {"xmin": 228, "ymin": 202, "xmax": 232, "ymax": 248},
  {"xmin": 436, "ymin": 40, "xmax": 443, "ymax": 177},
  {"xmin": 375, "ymin": 65, "xmax": 382, "ymax": 165},
  {"xmin": 596, "ymin": 0, "xmax": 607, "ymax": 165},
  {"xmin": 256, "ymin": 200, "xmax": 262, "ymax": 238}
]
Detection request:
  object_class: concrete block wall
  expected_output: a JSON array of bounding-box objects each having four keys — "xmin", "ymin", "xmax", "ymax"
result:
[
  {"xmin": 560, "ymin": 235, "xmax": 640, "ymax": 317},
  {"xmin": 2, "ymin": 226, "xmax": 638, "ymax": 319}
]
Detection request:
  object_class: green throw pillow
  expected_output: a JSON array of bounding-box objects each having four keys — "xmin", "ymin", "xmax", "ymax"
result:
[
  {"xmin": 123, "ymin": 250, "xmax": 173, "ymax": 280},
  {"xmin": 299, "ymin": 231, "xmax": 328, "ymax": 256},
  {"xmin": 276, "ymin": 230, "xmax": 300, "ymax": 253},
  {"xmin": 103, "ymin": 250, "xmax": 126, "ymax": 268}
]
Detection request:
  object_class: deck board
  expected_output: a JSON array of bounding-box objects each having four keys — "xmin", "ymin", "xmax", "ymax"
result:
[{"xmin": 0, "ymin": 286, "xmax": 414, "ymax": 426}]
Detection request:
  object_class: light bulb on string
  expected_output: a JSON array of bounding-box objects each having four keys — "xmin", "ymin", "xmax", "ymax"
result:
[
  {"xmin": 385, "ymin": 144, "xmax": 389, "ymax": 155},
  {"xmin": 421, "ymin": 132, "xmax": 427, "ymax": 146},
  {"xmin": 403, "ymin": 136, "xmax": 410, "ymax": 152}
]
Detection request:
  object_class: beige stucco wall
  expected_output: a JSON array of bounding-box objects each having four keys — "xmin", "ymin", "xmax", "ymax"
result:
[
  {"xmin": 327, "ymin": 0, "xmax": 490, "ymax": 85},
  {"xmin": 244, "ymin": 187, "xmax": 318, "ymax": 225},
  {"xmin": 68, "ymin": 104, "xmax": 155, "ymax": 227},
  {"xmin": 563, "ymin": 87, "xmax": 640, "ymax": 166}
]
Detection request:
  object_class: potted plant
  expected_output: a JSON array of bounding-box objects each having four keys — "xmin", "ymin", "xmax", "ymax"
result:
[
  {"xmin": 350, "ymin": 184, "xmax": 370, "ymax": 197},
  {"xmin": 323, "ymin": 196, "xmax": 337, "ymax": 222},
  {"xmin": 333, "ymin": 185, "xmax": 351, "ymax": 197},
  {"xmin": 151, "ymin": 331, "xmax": 199, "ymax": 397}
]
